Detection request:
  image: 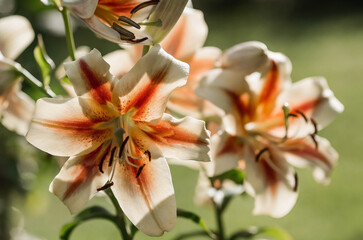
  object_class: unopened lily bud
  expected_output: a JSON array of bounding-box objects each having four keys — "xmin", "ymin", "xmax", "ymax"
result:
[{"xmin": 218, "ymin": 41, "xmax": 269, "ymax": 75}]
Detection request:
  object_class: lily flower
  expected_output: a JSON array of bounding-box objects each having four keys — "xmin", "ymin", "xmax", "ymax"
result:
[
  {"xmin": 0, "ymin": 15, "xmax": 35, "ymax": 135},
  {"xmin": 26, "ymin": 45, "xmax": 211, "ymax": 236},
  {"xmin": 196, "ymin": 42, "xmax": 343, "ymax": 217},
  {"xmin": 62, "ymin": 0, "xmax": 188, "ymax": 44}
]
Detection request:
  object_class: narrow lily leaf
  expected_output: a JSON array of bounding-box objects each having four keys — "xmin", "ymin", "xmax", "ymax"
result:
[
  {"xmin": 213, "ymin": 169, "xmax": 245, "ymax": 185},
  {"xmin": 230, "ymin": 226, "xmax": 292, "ymax": 240},
  {"xmin": 61, "ymin": 76, "xmax": 72, "ymax": 85},
  {"xmin": 177, "ymin": 208, "xmax": 215, "ymax": 238},
  {"xmin": 60, "ymin": 206, "xmax": 116, "ymax": 240},
  {"xmin": 257, "ymin": 227, "xmax": 293, "ymax": 240},
  {"xmin": 33, "ymin": 35, "xmax": 55, "ymax": 88}
]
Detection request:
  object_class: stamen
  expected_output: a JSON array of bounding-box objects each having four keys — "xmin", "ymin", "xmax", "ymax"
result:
[
  {"xmin": 255, "ymin": 147, "xmax": 268, "ymax": 162},
  {"xmin": 310, "ymin": 134, "xmax": 319, "ymax": 149},
  {"xmin": 288, "ymin": 113, "xmax": 298, "ymax": 118},
  {"xmin": 97, "ymin": 181, "xmax": 114, "ymax": 191},
  {"xmin": 130, "ymin": 0, "xmax": 160, "ymax": 14},
  {"xmin": 136, "ymin": 164, "xmax": 146, "ymax": 178},
  {"xmin": 128, "ymin": 37, "xmax": 148, "ymax": 43},
  {"xmin": 296, "ymin": 110, "xmax": 308, "ymax": 123},
  {"xmin": 98, "ymin": 150, "xmax": 110, "ymax": 173},
  {"xmin": 118, "ymin": 136, "xmax": 130, "ymax": 158},
  {"xmin": 112, "ymin": 23, "xmax": 135, "ymax": 40},
  {"xmin": 293, "ymin": 172, "xmax": 298, "ymax": 192},
  {"xmin": 118, "ymin": 16, "xmax": 141, "ymax": 29},
  {"xmin": 310, "ymin": 118, "xmax": 318, "ymax": 135},
  {"xmin": 144, "ymin": 150, "xmax": 151, "ymax": 162},
  {"xmin": 108, "ymin": 147, "xmax": 117, "ymax": 167}
]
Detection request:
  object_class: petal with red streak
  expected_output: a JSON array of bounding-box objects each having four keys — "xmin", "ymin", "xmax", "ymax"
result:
[
  {"xmin": 26, "ymin": 97, "xmax": 117, "ymax": 157},
  {"xmin": 139, "ymin": 113, "xmax": 211, "ymax": 162},
  {"xmin": 244, "ymin": 144, "xmax": 298, "ymax": 218},
  {"xmin": 50, "ymin": 144, "xmax": 110, "ymax": 214},
  {"xmin": 167, "ymin": 47, "xmax": 222, "ymax": 118},
  {"xmin": 160, "ymin": 8, "xmax": 208, "ymax": 62},
  {"xmin": 64, "ymin": 49, "xmax": 114, "ymax": 104},
  {"xmin": 206, "ymin": 131, "xmax": 245, "ymax": 177},
  {"xmin": 112, "ymin": 156, "xmax": 176, "ymax": 236},
  {"xmin": 283, "ymin": 136, "xmax": 338, "ymax": 184},
  {"xmin": 112, "ymin": 45, "xmax": 189, "ymax": 122}
]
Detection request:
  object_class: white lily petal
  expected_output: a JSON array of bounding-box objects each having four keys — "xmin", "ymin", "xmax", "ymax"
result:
[
  {"xmin": 0, "ymin": 15, "xmax": 34, "ymax": 60},
  {"xmin": 62, "ymin": 0, "xmax": 98, "ymax": 19},
  {"xmin": 112, "ymin": 157, "xmax": 176, "ymax": 236},
  {"xmin": 219, "ymin": 41, "xmax": 269, "ymax": 75},
  {"xmin": 284, "ymin": 136, "xmax": 338, "ymax": 185},
  {"xmin": 1, "ymin": 88, "xmax": 34, "ymax": 136},
  {"xmin": 104, "ymin": 49, "xmax": 134, "ymax": 79},
  {"xmin": 245, "ymin": 144, "xmax": 298, "ymax": 218},
  {"xmin": 160, "ymin": 8, "xmax": 208, "ymax": 61},
  {"xmin": 50, "ymin": 144, "xmax": 110, "ymax": 214},
  {"xmin": 146, "ymin": 0, "xmax": 189, "ymax": 44},
  {"xmin": 26, "ymin": 97, "xmax": 116, "ymax": 157},
  {"xmin": 64, "ymin": 49, "xmax": 114, "ymax": 104}
]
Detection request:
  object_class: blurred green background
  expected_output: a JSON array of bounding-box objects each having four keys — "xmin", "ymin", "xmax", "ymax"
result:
[{"xmin": 1, "ymin": 0, "xmax": 362, "ymax": 239}]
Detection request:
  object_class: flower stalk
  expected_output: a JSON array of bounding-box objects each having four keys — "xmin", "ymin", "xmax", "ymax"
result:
[
  {"xmin": 105, "ymin": 188, "xmax": 131, "ymax": 240},
  {"xmin": 61, "ymin": 7, "xmax": 76, "ymax": 61}
]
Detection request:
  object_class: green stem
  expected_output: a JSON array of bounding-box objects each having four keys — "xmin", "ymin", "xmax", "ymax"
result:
[
  {"xmin": 214, "ymin": 204, "xmax": 225, "ymax": 240},
  {"xmin": 61, "ymin": 7, "xmax": 76, "ymax": 61},
  {"xmin": 17, "ymin": 66, "xmax": 56, "ymax": 97},
  {"xmin": 105, "ymin": 188, "xmax": 131, "ymax": 240}
]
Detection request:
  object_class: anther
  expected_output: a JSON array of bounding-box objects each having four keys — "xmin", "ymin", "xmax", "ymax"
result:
[
  {"xmin": 310, "ymin": 118, "xmax": 318, "ymax": 135},
  {"xmin": 112, "ymin": 23, "xmax": 135, "ymax": 40},
  {"xmin": 98, "ymin": 150, "xmax": 110, "ymax": 173},
  {"xmin": 293, "ymin": 172, "xmax": 298, "ymax": 192},
  {"xmin": 296, "ymin": 110, "xmax": 308, "ymax": 122},
  {"xmin": 130, "ymin": 0, "xmax": 159, "ymax": 14},
  {"xmin": 136, "ymin": 164, "xmax": 146, "ymax": 178},
  {"xmin": 118, "ymin": 16, "xmax": 141, "ymax": 29},
  {"xmin": 310, "ymin": 134, "xmax": 319, "ymax": 149},
  {"xmin": 118, "ymin": 136, "xmax": 130, "ymax": 158},
  {"xmin": 128, "ymin": 37, "xmax": 148, "ymax": 43},
  {"xmin": 97, "ymin": 181, "xmax": 114, "ymax": 191},
  {"xmin": 288, "ymin": 113, "xmax": 298, "ymax": 118},
  {"xmin": 255, "ymin": 147, "xmax": 268, "ymax": 162},
  {"xmin": 108, "ymin": 147, "xmax": 117, "ymax": 167},
  {"xmin": 144, "ymin": 150, "xmax": 151, "ymax": 162}
]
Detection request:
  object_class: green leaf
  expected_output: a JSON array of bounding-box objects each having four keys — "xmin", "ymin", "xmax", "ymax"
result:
[
  {"xmin": 230, "ymin": 226, "xmax": 292, "ymax": 240},
  {"xmin": 177, "ymin": 209, "xmax": 215, "ymax": 239},
  {"xmin": 33, "ymin": 34, "xmax": 55, "ymax": 88},
  {"xmin": 213, "ymin": 169, "xmax": 245, "ymax": 185},
  {"xmin": 257, "ymin": 227, "xmax": 293, "ymax": 240},
  {"xmin": 60, "ymin": 206, "xmax": 117, "ymax": 240}
]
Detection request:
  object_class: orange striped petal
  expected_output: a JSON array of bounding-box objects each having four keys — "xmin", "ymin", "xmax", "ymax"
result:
[
  {"xmin": 206, "ymin": 131, "xmax": 245, "ymax": 177},
  {"xmin": 64, "ymin": 49, "xmax": 114, "ymax": 105},
  {"xmin": 167, "ymin": 47, "xmax": 222, "ymax": 118},
  {"xmin": 50, "ymin": 144, "xmax": 111, "ymax": 214},
  {"xmin": 139, "ymin": 113, "xmax": 211, "ymax": 162},
  {"xmin": 112, "ymin": 156, "xmax": 176, "ymax": 236},
  {"xmin": 256, "ymin": 52, "xmax": 292, "ymax": 118},
  {"xmin": 283, "ymin": 136, "xmax": 338, "ymax": 185},
  {"xmin": 112, "ymin": 45, "xmax": 189, "ymax": 122},
  {"xmin": 26, "ymin": 97, "xmax": 116, "ymax": 157},
  {"xmin": 244, "ymin": 144, "xmax": 298, "ymax": 218},
  {"xmin": 160, "ymin": 8, "xmax": 208, "ymax": 62}
]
